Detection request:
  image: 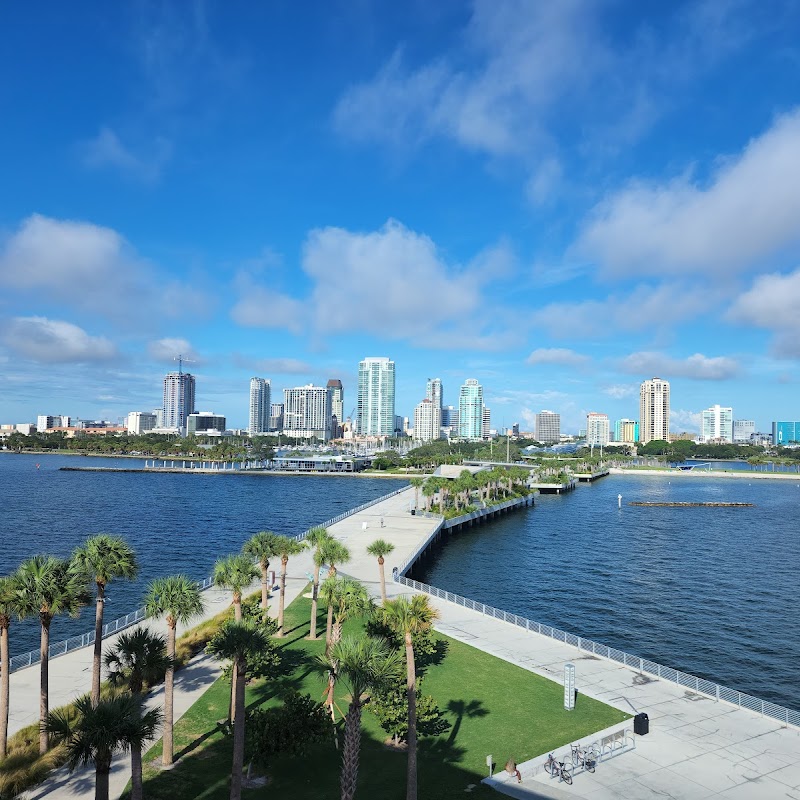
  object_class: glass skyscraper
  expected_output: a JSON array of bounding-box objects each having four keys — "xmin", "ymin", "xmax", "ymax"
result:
[
  {"xmin": 249, "ymin": 377, "xmax": 271, "ymax": 435},
  {"xmin": 357, "ymin": 358, "xmax": 395, "ymax": 436},
  {"xmin": 458, "ymin": 378, "xmax": 483, "ymax": 440}
]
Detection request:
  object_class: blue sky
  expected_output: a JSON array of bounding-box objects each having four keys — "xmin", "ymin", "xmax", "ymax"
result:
[{"xmin": 1, "ymin": 1, "xmax": 800, "ymax": 434}]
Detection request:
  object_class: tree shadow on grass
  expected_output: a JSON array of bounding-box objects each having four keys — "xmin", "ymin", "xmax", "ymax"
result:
[{"xmin": 446, "ymin": 699, "xmax": 488, "ymax": 744}]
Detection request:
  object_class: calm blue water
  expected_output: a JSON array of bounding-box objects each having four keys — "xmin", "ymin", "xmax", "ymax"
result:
[
  {"xmin": 416, "ymin": 473, "xmax": 800, "ymax": 710},
  {"xmin": 0, "ymin": 453, "xmax": 407, "ymax": 656},
  {"xmin": 680, "ymin": 458, "xmax": 800, "ymax": 473}
]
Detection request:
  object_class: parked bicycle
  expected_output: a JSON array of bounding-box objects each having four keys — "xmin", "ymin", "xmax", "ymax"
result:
[
  {"xmin": 570, "ymin": 743, "xmax": 597, "ymax": 773},
  {"xmin": 543, "ymin": 753, "xmax": 573, "ymax": 785}
]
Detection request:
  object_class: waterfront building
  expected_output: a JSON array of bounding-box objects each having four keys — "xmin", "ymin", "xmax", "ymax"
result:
[
  {"xmin": 152, "ymin": 408, "xmax": 164, "ymax": 428},
  {"xmin": 426, "ymin": 378, "xmax": 443, "ymax": 411},
  {"xmin": 586, "ymin": 413, "xmax": 610, "ymax": 446},
  {"xmin": 248, "ymin": 377, "xmax": 271, "ymax": 435},
  {"xmin": 283, "ymin": 385, "xmax": 332, "ymax": 440},
  {"xmin": 772, "ymin": 421, "xmax": 800, "ymax": 445},
  {"xmin": 187, "ymin": 412, "xmax": 227, "ymax": 436},
  {"xmin": 269, "ymin": 403, "xmax": 284, "ymax": 432},
  {"xmin": 614, "ymin": 418, "xmax": 639, "ymax": 443},
  {"xmin": 413, "ymin": 398, "xmax": 441, "ymax": 442},
  {"xmin": 701, "ymin": 405, "xmax": 733, "ymax": 443},
  {"xmin": 327, "ymin": 379, "xmax": 344, "ymax": 438},
  {"xmin": 482, "ymin": 407, "xmax": 491, "ymax": 440},
  {"xmin": 36, "ymin": 415, "xmax": 58, "ymax": 431},
  {"xmin": 162, "ymin": 371, "xmax": 196, "ymax": 433},
  {"xmin": 457, "ymin": 379, "xmax": 484, "ymax": 440},
  {"xmin": 639, "ymin": 377, "xmax": 670, "ymax": 444},
  {"xmin": 127, "ymin": 411, "xmax": 157, "ymax": 435},
  {"xmin": 733, "ymin": 420, "xmax": 755, "ymax": 443},
  {"xmin": 535, "ymin": 410, "xmax": 561, "ymax": 443},
  {"xmin": 356, "ymin": 357, "xmax": 396, "ymax": 436},
  {"xmin": 441, "ymin": 405, "xmax": 459, "ymax": 438}
]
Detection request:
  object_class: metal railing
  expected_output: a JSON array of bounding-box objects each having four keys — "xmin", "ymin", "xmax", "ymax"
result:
[
  {"xmin": 8, "ymin": 487, "xmax": 408, "ymax": 674},
  {"xmin": 394, "ymin": 574, "xmax": 800, "ymax": 729}
]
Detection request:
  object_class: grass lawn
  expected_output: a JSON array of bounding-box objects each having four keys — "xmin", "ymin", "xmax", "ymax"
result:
[{"xmin": 137, "ymin": 590, "xmax": 629, "ymax": 799}]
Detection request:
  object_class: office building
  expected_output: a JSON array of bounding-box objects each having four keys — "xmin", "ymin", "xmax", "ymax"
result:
[
  {"xmin": 327, "ymin": 379, "xmax": 344, "ymax": 438},
  {"xmin": 701, "ymin": 405, "xmax": 733, "ymax": 443},
  {"xmin": 426, "ymin": 378, "xmax": 443, "ymax": 411},
  {"xmin": 614, "ymin": 418, "xmax": 639, "ymax": 443},
  {"xmin": 733, "ymin": 420, "xmax": 755, "ymax": 443},
  {"xmin": 639, "ymin": 377, "xmax": 670, "ymax": 444},
  {"xmin": 458, "ymin": 379, "xmax": 484, "ymax": 440},
  {"xmin": 187, "ymin": 412, "xmax": 226, "ymax": 436},
  {"xmin": 283, "ymin": 385, "xmax": 332, "ymax": 440},
  {"xmin": 413, "ymin": 399, "xmax": 440, "ymax": 442},
  {"xmin": 248, "ymin": 377, "xmax": 271, "ymax": 436},
  {"xmin": 357, "ymin": 358, "xmax": 396, "ymax": 436},
  {"xmin": 482, "ymin": 407, "xmax": 491, "ymax": 439},
  {"xmin": 586, "ymin": 413, "xmax": 610, "ymax": 446},
  {"xmin": 127, "ymin": 412, "xmax": 157, "ymax": 435},
  {"xmin": 269, "ymin": 403, "xmax": 284, "ymax": 432},
  {"xmin": 162, "ymin": 371, "xmax": 196, "ymax": 432},
  {"xmin": 535, "ymin": 411, "xmax": 561, "ymax": 443},
  {"xmin": 772, "ymin": 421, "xmax": 800, "ymax": 445}
]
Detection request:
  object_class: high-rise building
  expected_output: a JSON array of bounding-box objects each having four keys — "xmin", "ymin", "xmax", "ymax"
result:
[
  {"xmin": 772, "ymin": 421, "xmax": 800, "ymax": 445},
  {"xmin": 458, "ymin": 379, "xmax": 484, "ymax": 440},
  {"xmin": 614, "ymin": 418, "xmax": 639, "ymax": 443},
  {"xmin": 357, "ymin": 358, "xmax": 396, "ymax": 436},
  {"xmin": 283, "ymin": 385, "xmax": 332, "ymax": 440},
  {"xmin": 37, "ymin": 415, "xmax": 58, "ymax": 431},
  {"xmin": 127, "ymin": 411, "xmax": 157, "ymax": 435},
  {"xmin": 162, "ymin": 371, "xmax": 196, "ymax": 432},
  {"xmin": 413, "ymin": 399, "xmax": 440, "ymax": 442},
  {"xmin": 535, "ymin": 411, "xmax": 561, "ymax": 443},
  {"xmin": 269, "ymin": 403, "xmax": 284, "ymax": 432},
  {"xmin": 586, "ymin": 413, "xmax": 610, "ymax": 446},
  {"xmin": 639, "ymin": 377, "xmax": 670, "ymax": 444},
  {"xmin": 426, "ymin": 378, "xmax": 442, "ymax": 411},
  {"xmin": 249, "ymin": 377, "xmax": 271, "ymax": 436},
  {"xmin": 482, "ymin": 407, "xmax": 491, "ymax": 439},
  {"xmin": 733, "ymin": 420, "xmax": 755, "ymax": 443},
  {"xmin": 701, "ymin": 405, "xmax": 733, "ymax": 443},
  {"xmin": 327, "ymin": 379, "xmax": 344, "ymax": 438},
  {"xmin": 187, "ymin": 412, "xmax": 226, "ymax": 436}
]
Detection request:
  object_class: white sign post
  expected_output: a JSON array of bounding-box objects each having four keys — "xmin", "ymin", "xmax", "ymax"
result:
[
  {"xmin": 486, "ymin": 754, "xmax": 493, "ymax": 776},
  {"xmin": 564, "ymin": 663, "xmax": 576, "ymax": 711}
]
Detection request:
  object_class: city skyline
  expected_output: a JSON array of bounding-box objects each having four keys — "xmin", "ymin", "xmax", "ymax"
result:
[{"xmin": 2, "ymin": 4, "xmax": 800, "ymax": 431}]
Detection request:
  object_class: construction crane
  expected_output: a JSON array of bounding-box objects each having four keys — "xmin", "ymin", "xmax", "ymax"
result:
[{"xmin": 174, "ymin": 354, "xmax": 196, "ymax": 374}]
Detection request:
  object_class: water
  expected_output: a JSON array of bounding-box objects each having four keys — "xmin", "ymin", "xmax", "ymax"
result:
[
  {"xmin": 415, "ymin": 473, "xmax": 800, "ymax": 710},
  {"xmin": 679, "ymin": 458, "xmax": 800, "ymax": 473},
  {"xmin": 0, "ymin": 453, "xmax": 407, "ymax": 657}
]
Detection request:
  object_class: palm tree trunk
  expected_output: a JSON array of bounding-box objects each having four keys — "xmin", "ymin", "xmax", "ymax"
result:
[
  {"xmin": 340, "ymin": 699, "xmax": 363, "ymax": 800},
  {"xmin": 378, "ymin": 558, "xmax": 387, "ymax": 604},
  {"xmin": 39, "ymin": 615, "xmax": 50, "ymax": 755},
  {"xmin": 91, "ymin": 581, "xmax": 105, "ymax": 707},
  {"xmin": 131, "ymin": 743, "xmax": 144, "ymax": 800},
  {"xmin": 230, "ymin": 592, "xmax": 242, "ymax": 724},
  {"xmin": 326, "ymin": 671, "xmax": 337, "ymax": 722},
  {"xmin": 276, "ymin": 559, "xmax": 288, "ymax": 636},
  {"xmin": 163, "ymin": 622, "xmax": 176, "ymax": 767},
  {"xmin": 405, "ymin": 633, "xmax": 417, "ymax": 800},
  {"xmin": 230, "ymin": 658, "xmax": 246, "ymax": 800},
  {"xmin": 325, "ymin": 604, "xmax": 334, "ymax": 654},
  {"xmin": 260, "ymin": 559, "xmax": 269, "ymax": 616},
  {"xmin": 95, "ymin": 759, "xmax": 111, "ymax": 800},
  {"xmin": 309, "ymin": 562, "xmax": 321, "ymax": 639},
  {"xmin": 0, "ymin": 622, "xmax": 9, "ymax": 759}
]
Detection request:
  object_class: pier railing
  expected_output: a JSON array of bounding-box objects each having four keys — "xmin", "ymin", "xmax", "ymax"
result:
[
  {"xmin": 395, "ymin": 574, "xmax": 800, "ymax": 729},
  {"xmin": 8, "ymin": 487, "xmax": 409, "ymax": 674}
]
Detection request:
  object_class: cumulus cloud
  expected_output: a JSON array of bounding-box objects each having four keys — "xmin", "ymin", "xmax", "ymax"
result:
[
  {"xmin": 526, "ymin": 348, "xmax": 589, "ymax": 367},
  {"xmin": 147, "ymin": 338, "xmax": 200, "ymax": 364},
  {"xmin": 576, "ymin": 109, "xmax": 800, "ymax": 275},
  {"xmin": 618, "ymin": 351, "xmax": 740, "ymax": 380},
  {"xmin": 727, "ymin": 268, "xmax": 800, "ymax": 357},
  {"xmin": 1, "ymin": 317, "xmax": 116, "ymax": 363},
  {"xmin": 602, "ymin": 384, "xmax": 637, "ymax": 399},
  {"xmin": 670, "ymin": 409, "xmax": 702, "ymax": 432},
  {"xmin": 81, "ymin": 127, "xmax": 172, "ymax": 182}
]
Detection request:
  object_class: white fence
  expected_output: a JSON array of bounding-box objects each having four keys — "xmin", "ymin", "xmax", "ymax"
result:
[
  {"xmin": 8, "ymin": 487, "xmax": 408, "ymax": 675},
  {"xmin": 395, "ymin": 574, "xmax": 800, "ymax": 729}
]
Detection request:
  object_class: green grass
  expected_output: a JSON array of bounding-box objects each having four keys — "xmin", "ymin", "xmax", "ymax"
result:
[{"xmin": 136, "ymin": 589, "xmax": 629, "ymax": 800}]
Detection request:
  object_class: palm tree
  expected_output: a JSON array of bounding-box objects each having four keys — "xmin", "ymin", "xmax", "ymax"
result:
[
  {"xmin": 381, "ymin": 595, "xmax": 440, "ymax": 800},
  {"xmin": 214, "ymin": 554, "xmax": 259, "ymax": 623},
  {"xmin": 104, "ymin": 629, "xmax": 173, "ymax": 800},
  {"xmin": 207, "ymin": 620, "xmax": 268, "ymax": 800},
  {"xmin": 242, "ymin": 530, "xmax": 280, "ymax": 616},
  {"xmin": 366, "ymin": 539, "xmax": 396, "ymax": 604},
  {"xmin": 44, "ymin": 693, "xmax": 160, "ymax": 800},
  {"xmin": 320, "ymin": 540, "xmax": 350, "ymax": 647},
  {"xmin": 409, "ymin": 477, "xmax": 424, "ymax": 511},
  {"xmin": 71, "ymin": 534, "xmax": 139, "ymax": 707},
  {"xmin": 272, "ymin": 536, "xmax": 307, "ymax": 637},
  {"xmin": 0, "ymin": 574, "xmax": 21, "ymax": 759},
  {"xmin": 15, "ymin": 555, "xmax": 90, "ymax": 754},
  {"xmin": 317, "ymin": 636, "xmax": 402, "ymax": 800},
  {"xmin": 144, "ymin": 575, "xmax": 204, "ymax": 767},
  {"xmin": 305, "ymin": 527, "xmax": 332, "ymax": 639}
]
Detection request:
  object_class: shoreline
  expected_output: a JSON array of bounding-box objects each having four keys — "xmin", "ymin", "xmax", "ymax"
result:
[{"xmin": 611, "ymin": 466, "xmax": 800, "ymax": 481}]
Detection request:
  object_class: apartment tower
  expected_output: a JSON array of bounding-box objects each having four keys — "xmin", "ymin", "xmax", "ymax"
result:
[
  {"xmin": 162, "ymin": 371, "xmax": 196, "ymax": 432},
  {"xmin": 639, "ymin": 377, "xmax": 670, "ymax": 444},
  {"xmin": 458, "ymin": 379, "xmax": 484, "ymax": 440},
  {"xmin": 357, "ymin": 358, "xmax": 396, "ymax": 436},
  {"xmin": 248, "ymin": 377, "xmax": 271, "ymax": 435}
]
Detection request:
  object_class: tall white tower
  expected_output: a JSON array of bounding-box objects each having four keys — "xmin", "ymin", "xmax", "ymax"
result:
[
  {"xmin": 357, "ymin": 358, "xmax": 396, "ymax": 436},
  {"xmin": 249, "ymin": 377, "xmax": 271, "ymax": 435},
  {"xmin": 162, "ymin": 371, "xmax": 196, "ymax": 432},
  {"xmin": 458, "ymin": 379, "xmax": 484, "ymax": 440},
  {"xmin": 639, "ymin": 377, "xmax": 670, "ymax": 444}
]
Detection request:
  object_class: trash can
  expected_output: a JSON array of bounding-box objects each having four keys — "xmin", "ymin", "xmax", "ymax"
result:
[
  {"xmin": 411, "ymin": 509, "xmax": 416, "ymax": 515},
  {"xmin": 633, "ymin": 712, "xmax": 649, "ymax": 736}
]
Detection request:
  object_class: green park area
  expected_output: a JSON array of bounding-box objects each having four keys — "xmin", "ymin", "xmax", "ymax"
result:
[{"xmin": 136, "ymin": 590, "xmax": 628, "ymax": 800}]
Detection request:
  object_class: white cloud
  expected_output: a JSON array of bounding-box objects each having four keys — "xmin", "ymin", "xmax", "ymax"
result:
[
  {"xmin": 233, "ymin": 355, "xmax": 315, "ymax": 375},
  {"xmin": 602, "ymin": 384, "xmax": 637, "ymax": 399},
  {"xmin": 526, "ymin": 348, "xmax": 589, "ymax": 367},
  {"xmin": 576, "ymin": 109, "xmax": 800, "ymax": 275},
  {"xmin": 82, "ymin": 127, "xmax": 172, "ymax": 182},
  {"xmin": 618, "ymin": 351, "xmax": 740, "ymax": 380},
  {"xmin": 670, "ymin": 409, "xmax": 702, "ymax": 432},
  {"xmin": 147, "ymin": 338, "xmax": 200, "ymax": 364},
  {"xmin": 1, "ymin": 317, "xmax": 116, "ymax": 363}
]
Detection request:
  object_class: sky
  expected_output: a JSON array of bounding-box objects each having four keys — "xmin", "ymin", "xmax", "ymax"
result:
[{"xmin": 1, "ymin": 1, "xmax": 800, "ymax": 434}]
